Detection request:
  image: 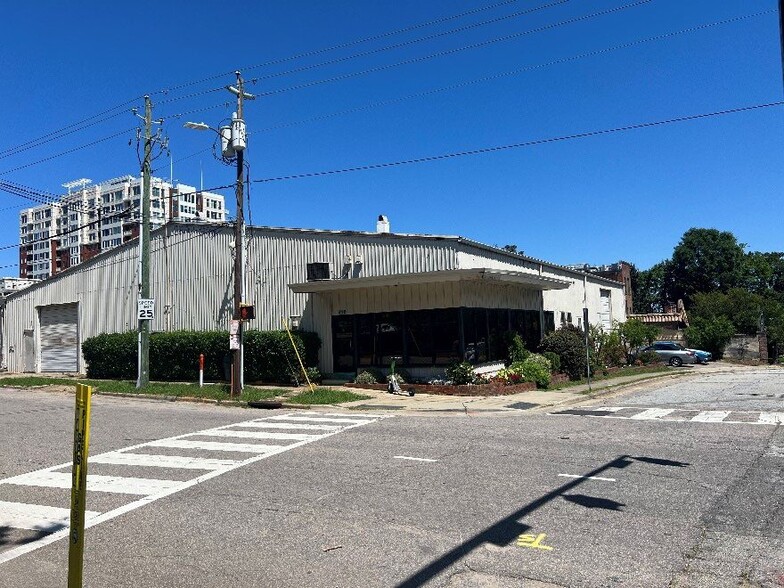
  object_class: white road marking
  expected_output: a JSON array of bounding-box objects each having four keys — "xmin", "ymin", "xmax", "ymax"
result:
[
  {"xmin": 558, "ymin": 474, "xmax": 616, "ymax": 482},
  {"xmin": 393, "ymin": 456, "xmax": 438, "ymax": 463},
  {"xmin": 629, "ymin": 408, "xmax": 676, "ymax": 420},
  {"xmin": 549, "ymin": 407, "xmax": 781, "ymax": 426},
  {"xmin": 0, "ymin": 501, "xmax": 100, "ymax": 531},
  {"xmin": 268, "ymin": 415, "xmax": 373, "ymax": 425},
  {"xmin": 692, "ymin": 411, "xmax": 731, "ymax": 423},
  {"xmin": 146, "ymin": 439, "xmax": 283, "ymax": 453},
  {"xmin": 196, "ymin": 429, "xmax": 318, "ymax": 442},
  {"xmin": 231, "ymin": 421, "xmax": 341, "ymax": 431},
  {"xmin": 3, "ymin": 472, "xmax": 181, "ymax": 495},
  {"xmin": 90, "ymin": 452, "xmax": 239, "ymax": 470},
  {"xmin": 0, "ymin": 412, "xmax": 389, "ymax": 565},
  {"xmin": 758, "ymin": 412, "xmax": 784, "ymax": 425}
]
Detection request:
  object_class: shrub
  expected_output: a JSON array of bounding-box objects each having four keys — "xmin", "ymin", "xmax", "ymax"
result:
[
  {"xmin": 81, "ymin": 331, "xmax": 137, "ymax": 379},
  {"xmin": 637, "ymin": 350, "xmax": 661, "ymax": 365},
  {"xmin": 538, "ymin": 325, "xmax": 587, "ymax": 380},
  {"xmin": 520, "ymin": 358, "xmax": 551, "ymax": 388},
  {"xmin": 685, "ymin": 316, "xmax": 735, "ymax": 359},
  {"xmin": 505, "ymin": 332, "xmax": 530, "ymax": 365},
  {"xmin": 390, "ymin": 367, "xmax": 412, "ymax": 384},
  {"xmin": 445, "ymin": 361, "xmax": 478, "ymax": 385},
  {"xmin": 542, "ymin": 351, "xmax": 561, "ymax": 373},
  {"xmin": 81, "ymin": 329, "xmax": 321, "ymax": 383},
  {"xmin": 354, "ymin": 368, "xmax": 383, "ymax": 384}
]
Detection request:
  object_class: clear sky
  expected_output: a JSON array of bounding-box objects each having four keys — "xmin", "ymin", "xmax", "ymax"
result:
[{"xmin": 0, "ymin": 0, "xmax": 781, "ymax": 274}]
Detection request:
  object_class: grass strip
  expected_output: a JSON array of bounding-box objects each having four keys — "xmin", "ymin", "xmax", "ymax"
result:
[
  {"xmin": 0, "ymin": 376, "xmax": 282, "ymax": 402},
  {"xmin": 549, "ymin": 365, "xmax": 671, "ymax": 390},
  {"xmin": 287, "ymin": 388, "xmax": 371, "ymax": 405}
]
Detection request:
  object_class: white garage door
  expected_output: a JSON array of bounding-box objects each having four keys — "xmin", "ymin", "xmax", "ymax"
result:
[
  {"xmin": 599, "ymin": 289, "xmax": 612, "ymax": 331},
  {"xmin": 39, "ymin": 304, "xmax": 79, "ymax": 373}
]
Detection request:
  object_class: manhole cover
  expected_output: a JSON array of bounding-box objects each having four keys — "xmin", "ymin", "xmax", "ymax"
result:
[
  {"xmin": 553, "ymin": 409, "xmax": 615, "ymax": 417},
  {"xmin": 507, "ymin": 402, "xmax": 538, "ymax": 411}
]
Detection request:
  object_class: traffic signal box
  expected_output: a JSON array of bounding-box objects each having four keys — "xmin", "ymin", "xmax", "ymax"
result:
[{"xmin": 239, "ymin": 304, "xmax": 255, "ymax": 321}]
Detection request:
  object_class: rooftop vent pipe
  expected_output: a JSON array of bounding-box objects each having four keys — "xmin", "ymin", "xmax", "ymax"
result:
[{"xmin": 376, "ymin": 214, "xmax": 390, "ymax": 233}]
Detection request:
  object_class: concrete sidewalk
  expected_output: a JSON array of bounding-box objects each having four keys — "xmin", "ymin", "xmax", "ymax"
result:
[{"xmin": 337, "ymin": 364, "xmax": 745, "ymax": 415}]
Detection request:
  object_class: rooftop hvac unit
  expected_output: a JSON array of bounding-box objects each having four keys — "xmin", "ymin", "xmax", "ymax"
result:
[{"xmin": 306, "ymin": 262, "xmax": 331, "ymax": 281}]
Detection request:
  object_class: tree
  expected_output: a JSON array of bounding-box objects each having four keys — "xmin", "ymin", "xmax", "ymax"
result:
[
  {"xmin": 744, "ymin": 251, "xmax": 784, "ymax": 294},
  {"xmin": 670, "ymin": 228, "xmax": 746, "ymax": 304},
  {"xmin": 633, "ymin": 261, "xmax": 673, "ymax": 313},
  {"xmin": 618, "ymin": 319, "xmax": 659, "ymax": 356},
  {"xmin": 685, "ymin": 316, "xmax": 735, "ymax": 358},
  {"xmin": 502, "ymin": 244, "xmax": 519, "ymax": 254}
]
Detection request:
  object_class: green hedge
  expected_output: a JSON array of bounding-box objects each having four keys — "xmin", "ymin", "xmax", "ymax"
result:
[{"xmin": 82, "ymin": 329, "xmax": 321, "ymax": 383}]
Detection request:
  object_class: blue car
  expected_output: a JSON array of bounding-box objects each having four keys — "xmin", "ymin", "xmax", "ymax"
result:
[{"xmin": 687, "ymin": 348, "xmax": 712, "ymax": 364}]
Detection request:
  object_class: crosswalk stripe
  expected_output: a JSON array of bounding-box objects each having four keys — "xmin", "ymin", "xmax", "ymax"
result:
[
  {"xmin": 758, "ymin": 412, "xmax": 784, "ymax": 425},
  {"xmin": 2, "ymin": 472, "xmax": 180, "ymax": 495},
  {"xmin": 0, "ymin": 411, "xmax": 390, "ymax": 566},
  {"xmin": 0, "ymin": 501, "xmax": 100, "ymax": 531},
  {"xmin": 146, "ymin": 439, "xmax": 283, "ymax": 453},
  {"xmin": 238, "ymin": 421, "xmax": 342, "ymax": 431},
  {"xmin": 196, "ymin": 429, "xmax": 319, "ymax": 442},
  {"xmin": 90, "ymin": 452, "xmax": 239, "ymax": 470},
  {"xmin": 268, "ymin": 415, "xmax": 372, "ymax": 425},
  {"xmin": 692, "ymin": 411, "xmax": 731, "ymax": 423},
  {"xmin": 629, "ymin": 408, "xmax": 676, "ymax": 420}
]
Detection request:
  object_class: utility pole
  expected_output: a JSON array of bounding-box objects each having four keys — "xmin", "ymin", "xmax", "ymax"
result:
[
  {"xmin": 134, "ymin": 95, "xmax": 164, "ymax": 389},
  {"xmin": 137, "ymin": 96, "xmax": 153, "ymax": 388},
  {"xmin": 184, "ymin": 71, "xmax": 253, "ymax": 397},
  {"xmin": 229, "ymin": 71, "xmax": 253, "ymax": 396}
]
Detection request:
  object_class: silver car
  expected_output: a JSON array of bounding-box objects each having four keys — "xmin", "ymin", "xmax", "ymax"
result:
[{"xmin": 642, "ymin": 342, "xmax": 698, "ymax": 367}]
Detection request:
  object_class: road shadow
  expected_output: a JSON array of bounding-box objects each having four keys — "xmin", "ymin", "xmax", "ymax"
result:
[
  {"xmin": 395, "ymin": 454, "xmax": 690, "ymax": 588},
  {"xmin": 0, "ymin": 524, "xmax": 60, "ymax": 548}
]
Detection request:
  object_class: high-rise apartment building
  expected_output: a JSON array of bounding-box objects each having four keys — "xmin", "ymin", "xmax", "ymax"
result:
[{"xmin": 18, "ymin": 175, "xmax": 226, "ymax": 279}]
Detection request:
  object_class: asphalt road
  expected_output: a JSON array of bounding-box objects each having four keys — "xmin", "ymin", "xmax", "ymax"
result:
[{"xmin": 0, "ymin": 368, "xmax": 782, "ymax": 587}]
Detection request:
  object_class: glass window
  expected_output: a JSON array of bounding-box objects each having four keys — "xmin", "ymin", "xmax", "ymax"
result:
[
  {"xmin": 462, "ymin": 308, "xmax": 488, "ymax": 364},
  {"xmin": 356, "ymin": 315, "xmax": 374, "ymax": 367},
  {"xmin": 374, "ymin": 312, "xmax": 404, "ymax": 366},
  {"xmin": 432, "ymin": 308, "xmax": 460, "ymax": 365},
  {"xmin": 332, "ymin": 316, "xmax": 355, "ymax": 372},
  {"xmin": 405, "ymin": 310, "xmax": 433, "ymax": 366},
  {"xmin": 487, "ymin": 308, "xmax": 509, "ymax": 361}
]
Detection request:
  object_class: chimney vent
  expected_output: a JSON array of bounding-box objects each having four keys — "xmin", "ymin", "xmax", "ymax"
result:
[{"xmin": 376, "ymin": 214, "xmax": 390, "ymax": 233}]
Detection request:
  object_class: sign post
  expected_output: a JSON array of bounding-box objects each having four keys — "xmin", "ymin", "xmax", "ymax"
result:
[{"xmin": 68, "ymin": 383, "xmax": 93, "ymax": 588}]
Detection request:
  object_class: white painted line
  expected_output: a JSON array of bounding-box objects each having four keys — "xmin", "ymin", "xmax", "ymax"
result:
[
  {"xmin": 238, "ymin": 421, "xmax": 342, "ymax": 431},
  {"xmin": 0, "ymin": 412, "xmax": 391, "ymax": 566},
  {"xmin": 558, "ymin": 474, "xmax": 616, "ymax": 482},
  {"xmin": 629, "ymin": 408, "xmax": 676, "ymax": 420},
  {"xmin": 758, "ymin": 412, "xmax": 784, "ymax": 425},
  {"xmin": 692, "ymin": 411, "xmax": 731, "ymax": 423},
  {"xmin": 268, "ymin": 415, "xmax": 373, "ymax": 425},
  {"xmin": 593, "ymin": 407, "xmax": 627, "ymax": 412},
  {"xmin": 0, "ymin": 501, "xmax": 100, "ymax": 531},
  {"xmin": 90, "ymin": 452, "xmax": 239, "ymax": 470},
  {"xmin": 393, "ymin": 456, "xmax": 438, "ymax": 463},
  {"xmin": 3, "ymin": 471, "xmax": 181, "ymax": 495},
  {"xmin": 146, "ymin": 439, "xmax": 283, "ymax": 454},
  {"xmin": 195, "ymin": 429, "xmax": 319, "ymax": 442}
]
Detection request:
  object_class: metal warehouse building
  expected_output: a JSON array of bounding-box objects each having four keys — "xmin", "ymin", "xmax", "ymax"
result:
[{"xmin": 0, "ymin": 220, "xmax": 626, "ymax": 376}]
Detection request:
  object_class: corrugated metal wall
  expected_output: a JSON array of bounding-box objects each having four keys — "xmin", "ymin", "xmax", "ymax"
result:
[{"xmin": 1, "ymin": 223, "xmax": 624, "ymax": 374}]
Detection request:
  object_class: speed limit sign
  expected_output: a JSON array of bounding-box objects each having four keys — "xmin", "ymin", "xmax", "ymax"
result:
[{"xmin": 137, "ymin": 298, "xmax": 155, "ymax": 320}]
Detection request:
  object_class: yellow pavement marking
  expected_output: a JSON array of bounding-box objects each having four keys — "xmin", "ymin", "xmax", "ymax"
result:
[{"xmin": 516, "ymin": 533, "xmax": 554, "ymax": 551}]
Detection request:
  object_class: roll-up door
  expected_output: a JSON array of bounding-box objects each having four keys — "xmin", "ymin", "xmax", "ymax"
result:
[{"xmin": 39, "ymin": 304, "xmax": 79, "ymax": 372}]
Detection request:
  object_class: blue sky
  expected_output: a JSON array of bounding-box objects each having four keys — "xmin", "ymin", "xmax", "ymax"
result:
[{"xmin": 0, "ymin": 0, "xmax": 781, "ymax": 273}]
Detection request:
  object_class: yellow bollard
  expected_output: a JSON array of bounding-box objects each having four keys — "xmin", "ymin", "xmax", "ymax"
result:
[{"xmin": 68, "ymin": 384, "xmax": 92, "ymax": 588}]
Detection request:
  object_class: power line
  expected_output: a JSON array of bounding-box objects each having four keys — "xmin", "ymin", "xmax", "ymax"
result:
[
  {"xmin": 155, "ymin": 0, "xmax": 532, "ymax": 95},
  {"xmin": 0, "ymin": 98, "xmax": 142, "ymax": 160},
  {"xmin": 0, "ymin": 128, "xmax": 136, "ymax": 176},
  {"xmin": 257, "ymin": 0, "xmax": 653, "ymax": 98},
  {"xmin": 250, "ymin": 101, "xmax": 784, "ymax": 184},
  {"xmin": 255, "ymin": 10, "xmax": 773, "ymax": 135},
  {"xmin": 250, "ymin": 0, "xmax": 571, "ymax": 84},
  {"xmin": 0, "ymin": 1, "xmax": 533, "ymax": 160}
]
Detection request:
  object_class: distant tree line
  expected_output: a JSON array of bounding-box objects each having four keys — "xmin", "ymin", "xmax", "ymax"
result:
[{"xmin": 630, "ymin": 228, "xmax": 784, "ymax": 358}]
